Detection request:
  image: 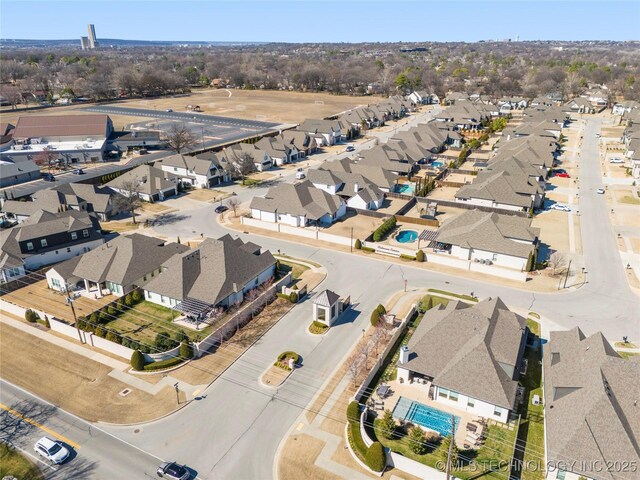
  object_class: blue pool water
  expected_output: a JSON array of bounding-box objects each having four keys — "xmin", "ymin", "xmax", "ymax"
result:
[
  {"xmin": 392, "ymin": 397, "xmax": 459, "ymax": 437},
  {"xmin": 397, "ymin": 183, "xmax": 415, "ymax": 194},
  {"xmin": 396, "ymin": 230, "xmax": 418, "ymax": 243},
  {"xmin": 432, "ymin": 161, "xmax": 444, "ymax": 168}
]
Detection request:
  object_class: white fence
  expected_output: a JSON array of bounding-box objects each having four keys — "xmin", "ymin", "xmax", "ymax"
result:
[
  {"xmin": 353, "ymin": 305, "xmax": 416, "ymax": 403},
  {"xmin": 426, "ymin": 252, "xmax": 528, "ymax": 282},
  {"xmin": 241, "ymin": 217, "xmax": 355, "ymax": 247}
]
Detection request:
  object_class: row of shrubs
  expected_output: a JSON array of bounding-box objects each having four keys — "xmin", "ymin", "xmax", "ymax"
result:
[
  {"xmin": 130, "ymin": 341, "xmax": 193, "ymax": 371},
  {"xmin": 276, "ymin": 291, "xmax": 299, "ymax": 303},
  {"xmin": 86, "ymin": 290, "xmax": 144, "ymax": 327},
  {"xmin": 370, "ymin": 304, "xmax": 386, "ymax": 326},
  {"xmin": 308, "ymin": 321, "xmax": 329, "ymax": 335},
  {"xmin": 372, "ymin": 216, "xmax": 397, "ymax": 242},
  {"xmin": 346, "ymin": 401, "xmax": 386, "ymax": 472},
  {"xmin": 274, "ymin": 351, "xmax": 300, "ymax": 371}
]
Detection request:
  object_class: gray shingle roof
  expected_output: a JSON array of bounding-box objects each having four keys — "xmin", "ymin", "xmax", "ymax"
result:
[
  {"xmin": 106, "ymin": 164, "xmax": 177, "ymax": 196},
  {"xmin": 437, "ymin": 209, "xmax": 539, "ymax": 258},
  {"xmin": 314, "ymin": 289, "xmax": 340, "ymax": 307},
  {"xmin": 543, "ymin": 327, "xmax": 640, "ymax": 478},
  {"xmin": 70, "ymin": 233, "xmax": 188, "ymax": 286},
  {"xmin": 250, "ymin": 180, "xmax": 344, "ymax": 220},
  {"xmin": 156, "ymin": 153, "xmax": 221, "ymax": 176},
  {"xmin": 143, "ymin": 234, "xmax": 275, "ymax": 305},
  {"xmin": 402, "ymin": 298, "xmax": 526, "ymax": 409},
  {"xmin": 455, "ymin": 170, "xmax": 540, "ymax": 209},
  {"xmin": 320, "ymin": 157, "xmax": 397, "ymax": 190}
]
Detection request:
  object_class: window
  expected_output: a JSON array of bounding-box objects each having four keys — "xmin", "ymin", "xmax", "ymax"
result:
[
  {"xmin": 51, "ymin": 278, "xmax": 61, "ymax": 288},
  {"xmin": 40, "ymin": 239, "xmax": 48, "ymax": 247},
  {"xmin": 71, "ymin": 232, "xmax": 78, "ymax": 240},
  {"xmin": 67, "ymin": 247, "xmax": 71, "ymax": 253},
  {"xmin": 26, "ymin": 242, "xmax": 33, "ymax": 251},
  {"xmin": 317, "ymin": 307, "xmax": 326, "ymax": 321},
  {"xmin": 492, "ymin": 253, "xmax": 498, "ymax": 261},
  {"xmin": 438, "ymin": 388, "xmax": 449, "ymax": 398},
  {"xmin": 82, "ymin": 229, "xmax": 89, "ymax": 237},
  {"xmin": 449, "ymin": 391, "xmax": 459, "ymax": 402},
  {"xmin": 493, "ymin": 406, "xmax": 503, "ymax": 417},
  {"xmin": 173, "ymin": 167, "xmax": 178, "ymax": 171},
  {"xmin": 467, "ymin": 398, "xmax": 475, "ymax": 408},
  {"xmin": 160, "ymin": 295, "xmax": 166, "ymax": 303}
]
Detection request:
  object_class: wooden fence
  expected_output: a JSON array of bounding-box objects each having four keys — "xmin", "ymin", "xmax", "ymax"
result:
[
  {"xmin": 416, "ymin": 196, "xmax": 530, "ymax": 218},
  {"xmin": 395, "ymin": 215, "xmax": 439, "ymax": 227}
]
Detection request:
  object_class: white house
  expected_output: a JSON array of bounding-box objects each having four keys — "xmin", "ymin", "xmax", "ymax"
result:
[
  {"xmin": 220, "ymin": 143, "xmax": 273, "ymax": 173},
  {"xmin": 397, "ymin": 297, "xmax": 528, "ymax": 424},
  {"xmin": 307, "ymin": 169, "xmax": 384, "ymax": 211},
  {"xmin": 249, "ymin": 180, "xmax": 346, "ymax": 227},
  {"xmin": 143, "ymin": 235, "xmax": 276, "ymax": 314},
  {"xmin": 106, "ymin": 164, "xmax": 178, "ymax": 202},
  {"xmin": 298, "ymin": 119, "xmax": 344, "ymax": 146},
  {"xmin": 434, "ymin": 210, "xmax": 539, "ymax": 271},
  {"xmin": 156, "ymin": 153, "xmax": 229, "ymax": 188}
]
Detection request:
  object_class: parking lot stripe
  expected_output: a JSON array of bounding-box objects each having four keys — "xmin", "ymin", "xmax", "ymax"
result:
[{"xmin": 0, "ymin": 403, "xmax": 81, "ymax": 449}]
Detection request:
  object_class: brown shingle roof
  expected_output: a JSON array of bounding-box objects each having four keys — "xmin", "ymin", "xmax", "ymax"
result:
[{"xmin": 13, "ymin": 114, "xmax": 110, "ymax": 139}]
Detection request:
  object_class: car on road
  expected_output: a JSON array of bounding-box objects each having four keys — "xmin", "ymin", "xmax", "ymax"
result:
[
  {"xmin": 295, "ymin": 170, "xmax": 306, "ymax": 180},
  {"xmin": 72, "ymin": 169, "xmax": 85, "ymax": 175},
  {"xmin": 596, "ymin": 188, "xmax": 605, "ymax": 194},
  {"xmin": 166, "ymin": 108, "xmax": 173, "ymax": 112},
  {"xmin": 157, "ymin": 461, "xmax": 190, "ymax": 480},
  {"xmin": 609, "ymin": 158, "xmax": 624, "ymax": 164},
  {"xmin": 34, "ymin": 437, "xmax": 70, "ymax": 464},
  {"xmin": 554, "ymin": 172, "xmax": 570, "ymax": 178},
  {"xmin": 345, "ymin": 145, "xmax": 355, "ymax": 152},
  {"xmin": 214, "ymin": 205, "xmax": 228, "ymax": 214},
  {"xmin": 551, "ymin": 204, "xmax": 571, "ymax": 212},
  {"xmin": 41, "ymin": 173, "xmax": 56, "ymax": 182},
  {"xmin": 595, "ymin": 133, "xmax": 601, "ymax": 138}
]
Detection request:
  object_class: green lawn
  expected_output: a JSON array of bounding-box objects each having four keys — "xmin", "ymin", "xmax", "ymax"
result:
[
  {"xmin": 427, "ymin": 289, "xmax": 478, "ymax": 303},
  {"xmin": 106, "ymin": 300, "xmax": 212, "ymax": 346},
  {"xmin": 277, "ymin": 260, "xmax": 309, "ymax": 280},
  {"xmin": 372, "ymin": 418, "xmax": 517, "ymax": 480},
  {"xmin": 526, "ymin": 318, "xmax": 541, "ymax": 336},
  {"xmin": 0, "ymin": 443, "xmax": 43, "ymax": 480},
  {"xmin": 515, "ymin": 325, "xmax": 546, "ymax": 480},
  {"xmin": 275, "ymin": 254, "xmax": 322, "ymax": 269},
  {"xmin": 618, "ymin": 351, "xmax": 640, "ymax": 359}
]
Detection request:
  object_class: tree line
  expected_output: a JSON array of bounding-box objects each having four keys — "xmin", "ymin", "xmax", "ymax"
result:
[{"xmin": 1, "ymin": 41, "xmax": 638, "ymax": 107}]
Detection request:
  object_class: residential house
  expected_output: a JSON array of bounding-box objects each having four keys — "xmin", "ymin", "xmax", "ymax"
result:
[
  {"xmin": 455, "ymin": 168, "xmax": 544, "ymax": 211},
  {"xmin": 298, "ymin": 119, "xmax": 345, "ymax": 146},
  {"xmin": 320, "ymin": 157, "xmax": 398, "ymax": 192},
  {"xmin": 408, "ymin": 90, "xmax": 436, "ymax": 105},
  {"xmin": 1, "ymin": 210, "xmax": 104, "ymax": 284},
  {"xmin": 497, "ymin": 97, "xmax": 528, "ymax": 112},
  {"xmin": 143, "ymin": 235, "xmax": 276, "ymax": 313},
  {"xmin": 255, "ymin": 136, "xmax": 301, "ymax": 166},
  {"xmin": 156, "ymin": 152, "xmax": 229, "ymax": 188},
  {"xmin": 307, "ymin": 168, "xmax": 384, "ymax": 210},
  {"xmin": 397, "ymin": 297, "xmax": 528, "ymax": 423},
  {"xmin": 0, "ymin": 159, "xmax": 41, "ymax": 187},
  {"xmin": 543, "ymin": 327, "xmax": 640, "ymax": 480},
  {"xmin": 357, "ymin": 144, "xmax": 416, "ymax": 177},
  {"xmin": 106, "ymin": 164, "xmax": 178, "ymax": 202},
  {"xmin": 280, "ymin": 130, "xmax": 318, "ymax": 157},
  {"xmin": 443, "ymin": 92, "xmax": 468, "ymax": 105},
  {"xmin": 612, "ymin": 100, "xmax": 640, "ymax": 116},
  {"xmin": 45, "ymin": 233, "xmax": 189, "ymax": 296},
  {"xmin": 0, "ymin": 122, "xmax": 15, "ymax": 151},
  {"xmin": 563, "ymin": 98, "xmax": 595, "ymax": 115},
  {"xmin": 250, "ymin": 180, "xmax": 346, "ymax": 227},
  {"xmin": 433, "ymin": 209, "xmax": 539, "ymax": 270},
  {"xmin": 530, "ymin": 96, "xmax": 557, "ymax": 108},
  {"xmin": 220, "ymin": 143, "xmax": 273, "ymax": 173}
]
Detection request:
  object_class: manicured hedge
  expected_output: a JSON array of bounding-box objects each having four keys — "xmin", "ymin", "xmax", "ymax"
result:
[
  {"xmin": 365, "ymin": 441, "xmax": 386, "ymax": 472},
  {"xmin": 416, "ymin": 250, "xmax": 425, "ymax": 262},
  {"xmin": 347, "ymin": 401, "xmax": 360, "ymax": 424},
  {"xmin": 400, "ymin": 254, "xmax": 416, "ymax": 261},
  {"xmin": 143, "ymin": 356, "xmax": 185, "ymax": 371},
  {"xmin": 131, "ymin": 350, "xmax": 146, "ymax": 371},
  {"xmin": 309, "ymin": 321, "xmax": 329, "ymax": 334},
  {"xmin": 361, "ymin": 246, "xmax": 375, "ymax": 253},
  {"xmin": 348, "ymin": 420, "xmax": 368, "ymax": 461},
  {"xmin": 372, "ymin": 217, "xmax": 396, "ymax": 242}
]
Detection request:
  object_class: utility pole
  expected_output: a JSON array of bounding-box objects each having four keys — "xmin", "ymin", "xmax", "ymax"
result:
[
  {"xmin": 350, "ymin": 227, "xmax": 354, "ymax": 252},
  {"xmin": 174, "ymin": 382, "xmax": 180, "ymax": 405},
  {"xmin": 446, "ymin": 416, "xmax": 455, "ymax": 480},
  {"xmin": 562, "ymin": 259, "xmax": 573, "ymax": 289},
  {"xmin": 65, "ymin": 285, "xmax": 83, "ymax": 344}
]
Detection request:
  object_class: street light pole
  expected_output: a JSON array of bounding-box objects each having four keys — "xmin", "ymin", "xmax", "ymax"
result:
[
  {"xmin": 174, "ymin": 382, "xmax": 180, "ymax": 405},
  {"xmin": 65, "ymin": 285, "xmax": 83, "ymax": 344}
]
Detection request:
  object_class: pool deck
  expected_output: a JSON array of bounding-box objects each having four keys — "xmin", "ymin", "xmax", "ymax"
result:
[{"xmin": 373, "ymin": 379, "xmax": 478, "ymax": 447}]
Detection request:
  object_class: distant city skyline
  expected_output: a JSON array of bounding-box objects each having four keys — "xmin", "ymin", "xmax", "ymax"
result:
[{"xmin": 1, "ymin": 1, "xmax": 638, "ymax": 43}]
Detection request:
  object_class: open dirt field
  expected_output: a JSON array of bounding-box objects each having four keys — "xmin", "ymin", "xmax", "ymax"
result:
[
  {"xmin": 0, "ymin": 90, "xmax": 365, "ymax": 130},
  {"xmin": 0, "ymin": 322, "xmax": 185, "ymax": 424},
  {"xmin": 325, "ymin": 211, "xmax": 379, "ymax": 242},
  {"xmin": 425, "ymin": 185, "xmax": 459, "ymax": 201}
]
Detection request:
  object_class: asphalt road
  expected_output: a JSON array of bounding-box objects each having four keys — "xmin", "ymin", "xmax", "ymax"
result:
[
  {"xmin": 84, "ymin": 105, "xmax": 280, "ymax": 129},
  {"xmin": 0, "ymin": 379, "xmax": 165, "ymax": 480}
]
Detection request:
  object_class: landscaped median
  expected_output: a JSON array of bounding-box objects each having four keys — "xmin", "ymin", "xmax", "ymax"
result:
[{"xmin": 260, "ymin": 351, "xmax": 300, "ymax": 388}]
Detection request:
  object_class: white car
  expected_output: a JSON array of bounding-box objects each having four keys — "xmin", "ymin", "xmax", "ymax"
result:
[
  {"xmin": 596, "ymin": 188, "xmax": 605, "ymax": 194},
  {"xmin": 609, "ymin": 158, "xmax": 624, "ymax": 164},
  {"xmin": 34, "ymin": 437, "xmax": 70, "ymax": 464},
  {"xmin": 551, "ymin": 204, "xmax": 571, "ymax": 212}
]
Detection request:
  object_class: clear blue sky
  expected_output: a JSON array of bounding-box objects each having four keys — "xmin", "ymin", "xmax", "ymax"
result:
[{"xmin": 1, "ymin": 1, "xmax": 638, "ymax": 42}]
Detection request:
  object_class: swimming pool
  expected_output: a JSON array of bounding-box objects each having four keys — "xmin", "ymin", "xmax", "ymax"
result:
[
  {"xmin": 397, "ymin": 183, "xmax": 415, "ymax": 194},
  {"xmin": 432, "ymin": 161, "xmax": 444, "ymax": 168},
  {"xmin": 396, "ymin": 230, "xmax": 418, "ymax": 243},
  {"xmin": 392, "ymin": 397, "xmax": 459, "ymax": 437}
]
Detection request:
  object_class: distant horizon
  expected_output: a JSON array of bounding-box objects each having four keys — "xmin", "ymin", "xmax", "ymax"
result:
[{"xmin": 1, "ymin": 1, "xmax": 638, "ymax": 43}]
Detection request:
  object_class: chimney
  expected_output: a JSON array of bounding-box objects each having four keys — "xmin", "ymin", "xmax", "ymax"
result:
[
  {"xmin": 399, "ymin": 345, "xmax": 410, "ymax": 364},
  {"xmin": 354, "ymin": 182, "xmax": 360, "ymax": 192}
]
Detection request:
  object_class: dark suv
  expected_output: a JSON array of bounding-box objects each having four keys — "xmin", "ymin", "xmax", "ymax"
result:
[{"xmin": 41, "ymin": 173, "xmax": 56, "ymax": 182}]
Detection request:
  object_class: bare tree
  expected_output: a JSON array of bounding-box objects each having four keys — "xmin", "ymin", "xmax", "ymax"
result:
[
  {"xmin": 372, "ymin": 322, "xmax": 390, "ymax": 357},
  {"xmin": 237, "ymin": 152, "xmax": 256, "ymax": 185},
  {"xmin": 33, "ymin": 146, "xmax": 59, "ymax": 172},
  {"xmin": 227, "ymin": 196, "xmax": 241, "ymax": 217},
  {"xmin": 112, "ymin": 179, "xmax": 143, "ymax": 224},
  {"xmin": 166, "ymin": 123, "xmax": 198, "ymax": 186},
  {"xmin": 347, "ymin": 351, "xmax": 366, "ymax": 387},
  {"xmin": 548, "ymin": 251, "xmax": 568, "ymax": 276}
]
